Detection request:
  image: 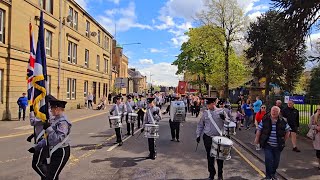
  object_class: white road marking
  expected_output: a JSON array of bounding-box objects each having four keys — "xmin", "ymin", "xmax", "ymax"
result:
[{"xmin": 14, "ymin": 125, "xmax": 33, "ymax": 130}]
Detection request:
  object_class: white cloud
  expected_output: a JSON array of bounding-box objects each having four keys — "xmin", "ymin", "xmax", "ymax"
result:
[
  {"xmin": 252, "ymin": 4, "xmax": 269, "ymax": 11},
  {"xmin": 149, "ymin": 48, "xmax": 166, "ymax": 53},
  {"xmin": 108, "ymin": 0, "xmax": 120, "ymax": 4},
  {"xmin": 137, "ymin": 63, "xmax": 180, "ymax": 86},
  {"xmin": 98, "ymin": 2, "xmax": 152, "ymax": 34},
  {"xmin": 155, "ymin": 16, "xmax": 175, "ymax": 30},
  {"xmin": 237, "ymin": 0, "xmax": 260, "ymax": 14},
  {"xmin": 171, "ymin": 35, "xmax": 189, "ymax": 47},
  {"xmin": 139, "ymin": 59, "xmax": 154, "ymax": 64},
  {"xmin": 248, "ymin": 11, "xmax": 262, "ymax": 20}
]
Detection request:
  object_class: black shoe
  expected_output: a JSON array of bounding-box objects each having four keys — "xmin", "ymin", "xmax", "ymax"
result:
[
  {"xmin": 171, "ymin": 139, "xmax": 175, "ymax": 141},
  {"xmin": 177, "ymin": 139, "xmax": 180, "ymax": 142},
  {"xmin": 131, "ymin": 133, "xmax": 134, "ymax": 136},
  {"xmin": 118, "ymin": 142, "xmax": 123, "ymax": 146},
  {"xmin": 238, "ymin": 128, "xmax": 241, "ymax": 131},
  {"xmin": 293, "ymin": 147, "xmax": 301, "ymax": 152},
  {"xmin": 126, "ymin": 133, "xmax": 131, "ymax": 136},
  {"xmin": 218, "ymin": 176, "xmax": 223, "ymax": 180}
]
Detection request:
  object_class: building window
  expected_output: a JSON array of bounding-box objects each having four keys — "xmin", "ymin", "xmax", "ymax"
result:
[
  {"xmin": 84, "ymin": 81, "xmax": 88, "ymax": 97},
  {"xmin": 96, "ymin": 55, "xmax": 100, "ymax": 71},
  {"xmin": 98, "ymin": 82, "xmax": 101, "ymax": 98},
  {"xmin": 86, "ymin": 20, "xmax": 90, "ymax": 37},
  {"xmin": 45, "ymin": 30, "xmax": 52, "ymax": 56},
  {"xmin": 106, "ymin": 37, "xmax": 109, "ymax": 50},
  {"xmin": 67, "ymin": 78, "xmax": 76, "ymax": 99},
  {"xmin": 98, "ymin": 30, "xmax": 100, "ymax": 44},
  {"xmin": 0, "ymin": 69, "xmax": 2, "ymax": 103},
  {"xmin": 85, "ymin": 49, "xmax": 89, "ymax": 68},
  {"xmin": 103, "ymin": 83, "xmax": 107, "ymax": 97},
  {"xmin": 39, "ymin": 0, "xmax": 53, "ymax": 14},
  {"xmin": 74, "ymin": 11, "xmax": 78, "ymax": 30},
  {"xmin": 67, "ymin": 78, "xmax": 71, "ymax": 99},
  {"xmin": 68, "ymin": 7, "xmax": 73, "ymax": 28},
  {"xmin": 47, "ymin": 75, "xmax": 51, "ymax": 94},
  {"xmin": 0, "ymin": 9, "xmax": 4, "ymax": 43},
  {"xmin": 72, "ymin": 79, "xmax": 76, "ymax": 99},
  {"xmin": 68, "ymin": 41, "xmax": 77, "ymax": 64},
  {"xmin": 104, "ymin": 58, "xmax": 108, "ymax": 73}
]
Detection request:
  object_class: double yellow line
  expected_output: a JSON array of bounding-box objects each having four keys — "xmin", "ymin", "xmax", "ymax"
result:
[{"xmin": 0, "ymin": 112, "xmax": 106, "ymax": 139}]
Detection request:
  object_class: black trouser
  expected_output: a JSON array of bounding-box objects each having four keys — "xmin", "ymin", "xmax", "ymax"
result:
[
  {"xmin": 45, "ymin": 146, "xmax": 70, "ymax": 180},
  {"xmin": 169, "ymin": 120, "xmax": 180, "ymax": 140},
  {"xmin": 203, "ymin": 134, "xmax": 224, "ymax": 178},
  {"xmin": 88, "ymin": 100, "xmax": 93, "ymax": 109},
  {"xmin": 191, "ymin": 105, "xmax": 194, "ymax": 116},
  {"xmin": 148, "ymin": 138, "xmax": 156, "ymax": 157},
  {"xmin": 126, "ymin": 114, "xmax": 135, "ymax": 135},
  {"xmin": 19, "ymin": 106, "xmax": 26, "ymax": 120},
  {"xmin": 115, "ymin": 127, "xmax": 122, "ymax": 143},
  {"xmin": 195, "ymin": 106, "xmax": 200, "ymax": 117},
  {"xmin": 32, "ymin": 148, "xmax": 47, "ymax": 179},
  {"xmin": 187, "ymin": 103, "xmax": 190, "ymax": 112},
  {"xmin": 156, "ymin": 104, "xmax": 162, "ymax": 109},
  {"xmin": 137, "ymin": 110, "xmax": 144, "ymax": 128}
]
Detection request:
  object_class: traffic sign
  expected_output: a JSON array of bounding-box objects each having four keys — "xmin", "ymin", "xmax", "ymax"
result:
[{"xmin": 115, "ymin": 77, "xmax": 128, "ymax": 88}]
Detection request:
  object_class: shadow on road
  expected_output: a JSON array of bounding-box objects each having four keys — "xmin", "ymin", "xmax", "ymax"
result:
[
  {"xmin": 91, "ymin": 157, "xmax": 147, "ymax": 168},
  {"xmin": 284, "ymin": 167, "xmax": 320, "ymax": 179}
]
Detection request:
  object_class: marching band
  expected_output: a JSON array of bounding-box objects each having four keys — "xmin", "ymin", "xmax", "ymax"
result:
[{"xmin": 28, "ymin": 92, "xmax": 236, "ymax": 179}]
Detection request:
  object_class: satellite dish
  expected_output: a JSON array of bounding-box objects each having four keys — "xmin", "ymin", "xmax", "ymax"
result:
[
  {"xmin": 66, "ymin": 15, "xmax": 72, "ymax": 22},
  {"xmin": 91, "ymin": 32, "xmax": 97, "ymax": 37}
]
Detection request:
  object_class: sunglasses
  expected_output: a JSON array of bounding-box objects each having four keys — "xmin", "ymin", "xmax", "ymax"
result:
[{"xmin": 261, "ymin": 107, "xmax": 266, "ymax": 109}]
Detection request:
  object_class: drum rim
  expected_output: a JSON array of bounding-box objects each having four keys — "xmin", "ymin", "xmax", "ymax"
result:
[{"xmin": 212, "ymin": 136, "xmax": 233, "ymax": 145}]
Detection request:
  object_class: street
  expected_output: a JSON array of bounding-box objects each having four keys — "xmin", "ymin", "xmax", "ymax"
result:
[{"xmin": 0, "ymin": 107, "xmax": 266, "ymax": 180}]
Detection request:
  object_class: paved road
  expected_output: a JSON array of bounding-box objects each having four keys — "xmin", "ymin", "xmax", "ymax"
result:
[{"xmin": 0, "ymin": 107, "xmax": 267, "ymax": 180}]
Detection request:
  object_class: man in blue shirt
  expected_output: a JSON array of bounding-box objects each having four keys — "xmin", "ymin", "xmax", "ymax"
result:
[{"xmin": 17, "ymin": 93, "xmax": 28, "ymax": 121}]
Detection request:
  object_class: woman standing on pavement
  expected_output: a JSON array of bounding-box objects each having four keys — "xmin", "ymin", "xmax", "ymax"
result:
[
  {"xmin": 242, "ymin": 99, "xmax": 253, "ymax": 130},
  {"xmin": 309, "ymin": 105, "xmax": 320, "ymax": 169},
  {"xmin": 255, "ymin": 105, "xmax": 267, "ymax": 128}
]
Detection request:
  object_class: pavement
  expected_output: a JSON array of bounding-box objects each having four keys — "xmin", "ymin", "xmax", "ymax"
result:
[
  {"xmin": 232, "ymin": 117, "xmax": 320, "ymax": 180},
  {"xmin": 0, "ymin": 105, "xmax": 267, "ymax": 180}
]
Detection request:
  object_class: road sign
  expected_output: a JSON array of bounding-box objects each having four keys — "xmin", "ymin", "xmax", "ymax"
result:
[{"xmin": 115, "ymin": 77, "xmax": 128, "ymax": 88}]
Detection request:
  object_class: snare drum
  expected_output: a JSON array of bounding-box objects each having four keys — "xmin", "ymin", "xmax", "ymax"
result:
[
  {"xmin": 128, "ymin": 113, "xmax": 138, "ymax": 123},
  {"xmin": 224, "ymin": 121, "xmax": 237, "ymax": 136},
  {"xmin": 210, "ymin": 136, "xmax": 233, "ymax": 160},
  {"xmin": 109, "ymin": 116, "xmax": 122, "ymax": 128},
  {"xmin": 144, "ymin": 124, "xmax": 159, "ymax": 138}
]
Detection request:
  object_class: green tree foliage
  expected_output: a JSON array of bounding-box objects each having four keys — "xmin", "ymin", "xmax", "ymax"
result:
[
  {"xmin": 246, "ymin": 10, "xmax": 306, "ymax": 95},
  {"xmin": 197, "ymin": 0, "xmax": 246, "ymax": 97},
  {"xmin": 272, "ymin": 0, "xmax": 320, "ymax": 47},
  {"xmin": 173, "ymin": 25, "xmax": 249, "ymax": 93},
  {"xmin": 309, "ymin": 65, "xmax": 320, "ymax": 98},
  {"xmin": 293, "ymin": 72, "xmax": 311, "ymax": 95}
]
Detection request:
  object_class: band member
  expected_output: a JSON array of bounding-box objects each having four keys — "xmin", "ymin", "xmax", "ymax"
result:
[
  {"xmin": 196, "ymin": 97, "xmax": 228, "ymax": 180},
  {"xmin": 125, "ymin": 95, "xmax": 136, "ymax": 136},
  {"xmin": 141, "ymin": 97, "xmax": 161, "ymax": 160},
  {"xmin": 194, "ymin": 97, "xmax": 201, "ymax": 117},
  {"xmin": 137, "ymin": 95, "xmax": 146, "ymax": 128},
  {"xmin": 163, "ymin": 96, "xmax": 184, "ymax": 142},
  {"xmin": 28, "ymin": 98, "xmax": 71, "ymax": 180},
  {"xmin": 155, "ymin": 91, "xmax": 162, "ymax": 109},
  {"xmin": 110, "ymin": 96, "xmax": 127, "ymax": 146},
  {"xmin": 181, "ymin": 94, "xmax": 188, "ymax": 115},
  {"xmin": 27, "ymin": 94, "xmax": 56, "ymax": 180}
]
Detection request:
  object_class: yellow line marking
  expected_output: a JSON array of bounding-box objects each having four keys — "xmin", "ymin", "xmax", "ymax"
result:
[
  {"xmin": 66, "ymin": 134, "xmax": 116, "ymax": 168},
  {"xmin": 233, "ymin": 146, "xmax": 265, "ymax": 177},
  {"xmin": 0, "ymin": 112, "xmax": 106, "ymax": 139}
]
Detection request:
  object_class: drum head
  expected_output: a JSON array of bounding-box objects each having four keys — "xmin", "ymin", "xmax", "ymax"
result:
[
  {"xmin": 109, "ymin": 116, "xmax": 121, "ymax": 120},
  {"xmin": 128, "ymin": 113, "xmax": 138, "ymax": 117},
  {"xmin": 224, "ymin": 122, "xmax": 236, "ymax": 128},
  {"xmin": 145, "ymin": 124, "xmax": 159, "ymax": 128},
  {"xmin": 212, "ymin": 136, "xmax": 233, "ymax": 146}
]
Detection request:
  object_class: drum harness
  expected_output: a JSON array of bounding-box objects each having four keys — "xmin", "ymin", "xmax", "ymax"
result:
[
  {"xmin": 207, "ymin": 110, "xmax": 223, "ymax": 159},
  {"xmin": 136, "ymin": 108, "xmax": 156, "ymax": 138},
  {"xmin": 109, "ymin": 105, "xmax": 121, "ymax": 127}
]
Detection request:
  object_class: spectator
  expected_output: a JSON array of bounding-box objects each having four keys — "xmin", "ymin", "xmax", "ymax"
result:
[
  {"xmin": 108, "ymin": 93, "xmax": 112, "ymax": 104},
  {"xmin": 17, "ymin": 93, "xmax": 28, "ymax": 121},
  {"xmin": 255, "ymin": 105, "xmax": 267, "ymax": 128},
  {"xmin": 275, "ymin": 100, "xmax": 283, "ymax": 110},
  {"xmin": 309, "ymin": 106, "xmax": 320, "ymax": 170},
  {"xmin": 253, "ymin": 96, "xmax": 263, "ymax": 118},
  {"xmin": 242, "ymin": 99, "xmax": 253, "ymax": 130},
  {"xmin": 236, "ymin": 100, "xmax": 245, "ymax": 130},
  {"xmin": 87, "ymin": 92, "xmax": 94, "ymax": 109},
  {"xmin": 282, "ymin": 100, "xmax": 301, "ymax": 152},
  {"xmin": 254, "ymin": 106, "xmax": 290, "ymax": 180}
]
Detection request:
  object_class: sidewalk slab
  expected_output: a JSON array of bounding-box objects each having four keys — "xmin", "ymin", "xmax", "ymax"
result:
[
  {"xmin": 0, "ymin": 106, "xmax": 111, "ymax": 137},
  {"xmin": 233, "ymin": 126, "xmax": 320, "ymax": 179}
]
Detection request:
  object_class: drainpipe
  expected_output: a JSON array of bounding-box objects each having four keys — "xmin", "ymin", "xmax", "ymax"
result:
[{"xmin": 57, "ymin": 0, "xmax": 63, "ymax": 98}]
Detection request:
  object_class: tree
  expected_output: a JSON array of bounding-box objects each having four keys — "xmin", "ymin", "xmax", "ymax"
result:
[
  {"xmin": 272, "ymin": 0, "xmax": 320, "ymax": 43},
  {"xmin": 246, "ymin": 10, "xmax": 306, "ymax": 95},
  {"xmin": 294, "ymin": 71, "xmax": 311, "ymax": 95},
  {"xmin": 308, "ymin": 65, "xmax": 320, "ymax": 98},
  {"xmin": 197, "ymin": 0, "xmax": 246, "ymax": 97},
  {"xmin": 173, "ymin": 25, "xmax": 249, "ymax": 95}
]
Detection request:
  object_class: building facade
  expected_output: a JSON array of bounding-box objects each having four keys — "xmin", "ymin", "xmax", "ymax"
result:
[
  {"xmin": 128, "ymin": 68, "xmax": 147, "ymax": 94},
  {"xmin": 0, "ymin": 0, "xmax": 113, "ymax": 120},
  {"xmin": 111, "ymin": 42, "xmax": 128, "ymax": 95}
]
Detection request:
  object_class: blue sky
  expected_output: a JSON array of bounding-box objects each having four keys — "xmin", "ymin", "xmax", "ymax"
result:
[{"xmin": 74, "ymin": 0, "xmax": 318, "ymax": 86}]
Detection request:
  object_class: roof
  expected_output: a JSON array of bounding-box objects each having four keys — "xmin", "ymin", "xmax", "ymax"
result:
[{"xmin": 128, "ymin": 68, "xmax": 143, "ymax": 79}]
